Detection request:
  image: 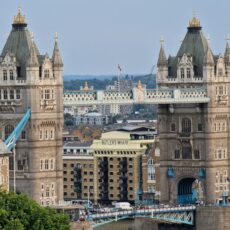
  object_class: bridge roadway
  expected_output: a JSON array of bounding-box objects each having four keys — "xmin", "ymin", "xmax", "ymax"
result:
[
  {"xmin": 64, "ymin": 87, "xmax": 210, "ymax": 106},
  {"xmin": 88, "ymin": 205, "xmax": 196, "ymax": 228}
]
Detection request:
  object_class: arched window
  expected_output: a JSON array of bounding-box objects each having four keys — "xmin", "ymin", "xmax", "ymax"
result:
[
  {"xmin": 10, "ymin": 70, "xmax": 14, "ymax": 80},
  {"xmin": 147, "ymin": 158, "xmax": 155, "ymax": 181},
  {"xmin": 182, "ymin": 118, "xmax": 191, "ymax": 133},
  {"xmin": 4, "ymin": 124, "xmax": 14, "ymax": 140},
  {"xmin": 46, "ymin": 187, "xmax": 50, "ymax": 197}
]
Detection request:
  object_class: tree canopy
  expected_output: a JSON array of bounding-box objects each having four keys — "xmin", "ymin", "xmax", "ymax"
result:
[{"xmin": 0, "ymin": 191, "xmax": 70, "ymax": 230}]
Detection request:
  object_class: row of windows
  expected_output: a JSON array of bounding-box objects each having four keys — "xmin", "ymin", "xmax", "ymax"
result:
[
  {"xmin": 180, "ymin": 68, "xmax": 191, "ymax": 79},
  {"xmin": 40, "ymin": 158, "xmax": 55, "ymax": 171},
  {"xmin": 95, "ymin": 151, "xmax": 137, "ymax": 155},
  {"xmin": 174, "ymin": 149, "xmax": 200, "ymax": 160},
  {"xmin": 40, "ymin": 89, "xmax": 55, "ymax": 100},
  {"xmin": 216, "ymin": 86, "xmax": 227, "ymax": 96},
  {"xmin": 0, "ymin": 89, "xmax": 21, "ymax": 100},
  {"xmin": 214, "ymin": 149, "xmax": 227, "ymax": 160},
  {"xmin": 39, "ymin": 129, "xmax": 55, "ymax": 140},
  {"xmin": 213, "ymin": 122, "xmax": 226, "ymax": 132},
  {"xmin": 170, "ymin": 119, "xmax": 203, "ymax": 133},
  {"xmin": 2, "ymin": 70, "xmax": 14, "ymax": 81}
]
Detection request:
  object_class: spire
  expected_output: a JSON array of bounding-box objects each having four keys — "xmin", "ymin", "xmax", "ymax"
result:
[
  {"xmin": 27, "ymin": 40, "xmax": 39, "ymax": 67},
  {"xmin": 52, "ymin": 33, "xmax": 63, "ymax": 67},
  {"xmin": 224, "ymin": 37, "xmax": 230, "ymax": 64},
  {"xmin": 203, "ymin": 45, "xmax": 214, "ymax": 66},
  {"xmin": 12, "ymin": 5, "xmax": 27, "ymax": 28},
  {"xmin": 157, "ymin": 44, "xmax": 167, "ymax": 67}
]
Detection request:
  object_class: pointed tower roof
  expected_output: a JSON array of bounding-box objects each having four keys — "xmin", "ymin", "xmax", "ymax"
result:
[
  {"xmin": 27, "ymin": 40, "xmax": 39, "ymax": 67},
  {"xmin": 168, "ymin": 14, "xmax": 209, "ymax": 77},
  {"xmin": 224, "ymin": 42, "xmax": 230, "ymax": 64},
  {"xmin": 52, "ymin": 33, "xmax": 63, "ymax": 67},
  {"xmin": 203, "ymin": 45, "xmax": 214, "ymax": 66},
  {"xmin": 157, "ymin": 44, "xmax": 167, "ymax": 67},
  {"xmin": 1, "ymin": 7, "xmax": 40, "ymax": 77}
]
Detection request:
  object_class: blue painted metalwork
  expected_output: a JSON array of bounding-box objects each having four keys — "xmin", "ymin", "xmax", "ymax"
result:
[
  {"xmin": 4, "ymin": 109, "xmax": 31, "ymax": 151},
  {"xmin": 198, "ymin": 168, "xmax": 206, "ymax": 178},
  {"xmin": 167, "ymin": 167, "xmax": 175, "ymax": 177},
  {"xmin": 89, "ymin": 205, "xmax": 196, "ymax": 228}
]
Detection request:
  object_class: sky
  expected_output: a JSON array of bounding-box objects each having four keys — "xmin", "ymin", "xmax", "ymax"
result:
[{"xmin": 0, "ymin": 0, "xmax": 230, "ymax": 75}]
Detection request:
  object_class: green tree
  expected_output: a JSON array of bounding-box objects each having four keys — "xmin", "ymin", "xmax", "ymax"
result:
[{"xmin": 0, "ymin": 191, "xmax": 70, "ymax": 230}]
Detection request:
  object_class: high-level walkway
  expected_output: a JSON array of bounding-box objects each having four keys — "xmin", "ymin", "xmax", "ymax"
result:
[{"xmin": 64, "ymin": 86, "xmax": 209, "ymax": 106}]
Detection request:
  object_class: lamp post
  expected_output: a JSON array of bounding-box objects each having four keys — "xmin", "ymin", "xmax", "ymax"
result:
[{"xmin": 13, "ymin": 145, "xmax": 16, "ymax": 193}]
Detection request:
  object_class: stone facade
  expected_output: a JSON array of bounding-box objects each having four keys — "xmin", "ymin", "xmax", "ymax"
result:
[
  {"xmin": 0, "ymin": 9, "xmax": 63, "ymax": 205},
  {"xmin": 158, "ymin": 16, "xmax": 230, "ymax": 204},
  {"xmin": 0, "ymin": 140, "xmax": 11, "ymax": 191}
]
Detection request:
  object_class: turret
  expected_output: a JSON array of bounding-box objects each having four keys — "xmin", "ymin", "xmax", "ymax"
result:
[
  {"xmin": 203, "ymin": 45, "xmax": 214, "ymax": 82},
  {"xmin": 157, "ymin": 43, "xmax": 168, "ymax": 85},
  {"xmin": 52, "ymin": 33, "xmax": 63, "ymax": 84},
  {"xmin": 224, "ymin": 42, "xmax": 230, "ymax": 76}
]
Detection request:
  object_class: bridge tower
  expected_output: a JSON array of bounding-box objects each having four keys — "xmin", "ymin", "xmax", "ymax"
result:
[
  {"xmin": 158, "ymin": 15, "xmax": 230, "ymax": 204},
  {"xmin": 0, "ymin": 8, "xmax": 63, "ymax": 205}
]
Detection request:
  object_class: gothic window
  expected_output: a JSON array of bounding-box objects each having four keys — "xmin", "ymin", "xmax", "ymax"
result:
[
  {"xmin": 45, "ymin": 130, "xmax": 48, "ymax": 140},
  {"xmin": 10, "ymin": 70, "xmax": 14, "ymax": 80},
  {"xmin": 45, "ymin": 160, "xmax": 49, "ymax": 170},
  {"xmin": 50, "ymin": 159, "xmax": 54, "ymax": 170},
  {"xmin": 170, "ymin": 123, "xmax": 176, "ymax": 132},
  {"xmin": 3, "ymin": 70, "xmax": 7, "ymax": 80},
  {"xmin": 174, "ymin": 150, "xmax": 180, "ymax": 159},
  {"xmin": 50, "ymin": 129, "xmax": 54, "ymax": 139},
  {"xmin": 181, "ymin": 141, "xmax": 192, "ymax": 159},
  {"xmin": 180, "ymin": 68, "xmax": 185, "ymax": 79},
  {"xmin": 51, "ymin": 89, "xmax": 55, "ymax": 99},
  {"xmin": 187, "ymin": 68, "xmax": 191, "ymax": 78},
  {"xmin": 147, "ymin": 158, "xmax": 155, "ymax": 181},
  {"xmin": 16, "ymin": 89, "xmax": 20, "ymax": 99},
  {"xmin": 21, "ymin": 130, "xmax": 26, "ymax": 140},
  {"xmin": 3, "ymin": 90, "xmax": 7, "ymax": 100},
  {"xmin": 40, "ymin": 160, "xmax": 43, "ymax": 170},
  {"xmin": 219, "ymin": 86, "xmax": 224, "ymax": 95},
  {"xmin": 10, "ymin": 90, "xmax": 14, "ymax": 99},
  {"xmin": 45, "ymin": 89, "xmax": 50, "ymax": 99},
  {"xmin": 39, "ymin": 130, "xmax": 43, "ymax": 140},
  {"xmin": 198, "ymin": 123, "xmax": 203, "ymax": 132},
  {"xmin": 182, "ymin": 118, "xmax": 191, "ymax": 133},
  {"xmin": 46, "ymin": 187, "xmax": 50, "ymax": 197},
  {"xmin": 44, "ymin": 69, "xmax": 49, "ymax": 78},
  {"xmin": 194, "ymin": 150, "xmax": 200, "ymax": 159},
  {"xmin": 5, "ymin": 124, "xmax": 14, "ymax": 140}
]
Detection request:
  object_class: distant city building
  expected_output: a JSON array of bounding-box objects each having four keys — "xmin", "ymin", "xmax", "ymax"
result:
[
  {"xmin": 62, "ymin": 141, "xmax": 94, "ymax": 200},
  {"xmin": 0, "ymin": 140, "xmax": 11, "ymax": 191},
  {"xmin": 76, "ymin": 112, "xmax": 108, "ymax": 125},
  {"xmin": 91, "ymin": 128, "xmax": 157, "ymax": 204}
]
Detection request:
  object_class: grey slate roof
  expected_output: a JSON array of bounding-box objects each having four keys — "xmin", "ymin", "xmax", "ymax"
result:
[
  {"xmin": 157, "ymin": 44, "xmax": 167, "ymax": 67},
  {"xmin": 168, "ymin": 27, "xmax": 209, "ymax": 77}
]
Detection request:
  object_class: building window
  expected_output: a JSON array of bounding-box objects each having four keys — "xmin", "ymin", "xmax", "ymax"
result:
[
  {"xmin": 10, "ymin": 90, "xmax": 14, "ymax": 99},
  {"xmin": 180, "ymin": 68, "xmax": 185, "ymax": 79},
  {"xmin": 44, "ymin": 69, "xmax": 49, "ymax": 78},
  {"xmin": 187, "ymin": 68, "xmax": 191, "ymax": 78},
  {"xmin": 3, "ymin": 90, "xmax": 7, "ymax": 100},
  {"xmin": 46, "ymin": 187, "xmax": 50, "ymax": 197},
  {"xmin": 194, "ymin": 150, "xmax": 200, "ymax": 159},
  {"xmin": 45, "ymin": 160, "xmax": 49, "ymax": 170},
  {"xmin": 147, "ymin": 158, "xmax": 155, "ymax": 181},
  {"xmin": 182, "ymin": 118, "xmax": 192, "ymax": 133},
  {"xmin": 21, "ymin": 130, "xmax": 26, "ymax": 140},
  {"xmin": 39, "ymin": 130, "xmax": 43, "ymax": 140},
  {"xmin": 170, "ymin": 123, "xmax": 176, "ymax": 132},
  {"xmin": 5, "ymin": 124, "xmax": 14, "ymax": 140},
  {"xmin": 198, "ymin": 123, "xmax": 203, "ymax": 132},
  {"xmin": 45, "ymin": 90, "xmax": 50, "ymax": 99},
  {"xmin": 16, "ymin": 89, "xmax": 20, "ymax": 99},
  {"xmin": 174, "ymin": 150, "xmax": 180, "ymax": 159},
  {"xmin": 40, "ymin": 160, "xmax": 43, "ymax": 170},
  {"xmin": 3, "ymin": 70, "xmax": 7, "ymax": 80},
  {"xmin": 10, "ymin": 70, "xmax": 14, "ymax": 80},
  {"xmin": 50, "ymin": 159, "xmax": 54, "ymax": 170}
]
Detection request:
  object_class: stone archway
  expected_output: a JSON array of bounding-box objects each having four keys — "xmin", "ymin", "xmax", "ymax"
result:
[{"xmin": 177, "ymin": 177, "xmax": 197, "ymax": 204}]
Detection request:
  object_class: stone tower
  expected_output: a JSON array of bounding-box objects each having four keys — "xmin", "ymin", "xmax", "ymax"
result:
[
  {"xmin": 0, "ymin": 8, "xmax": 63, "ymax": 206},
  {"xmin": 158, "ymin": 15, "xmax": 230, "ymax": 204}
]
